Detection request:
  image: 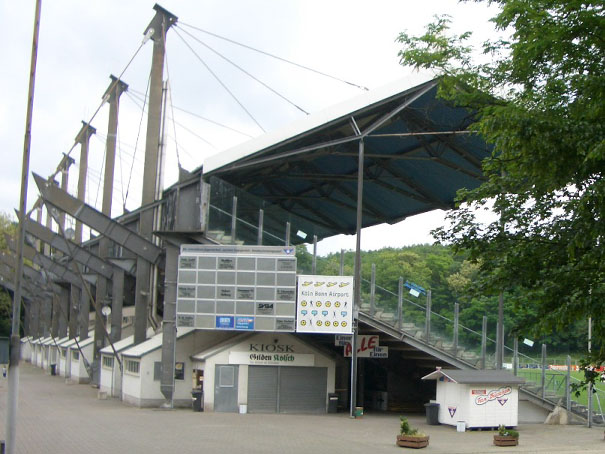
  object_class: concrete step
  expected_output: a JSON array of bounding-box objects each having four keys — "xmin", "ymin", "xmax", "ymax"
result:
[{"xmin": 379, "ymin": 312, "xmax": 396, "ymax": 321}]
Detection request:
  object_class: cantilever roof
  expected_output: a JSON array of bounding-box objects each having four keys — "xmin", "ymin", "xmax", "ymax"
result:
[{"xmin": 203, "ymin": 75, "xmax": 491, "ymax": 243}]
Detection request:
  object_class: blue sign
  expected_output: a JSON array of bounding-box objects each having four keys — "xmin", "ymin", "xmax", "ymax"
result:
[
  {"xmin": 235, "ymin": 317, "xmax": 255, "ymax": 330},
  {"xmin": 216, "ymin": 316, "xmax": 234, "ymax": 329}
]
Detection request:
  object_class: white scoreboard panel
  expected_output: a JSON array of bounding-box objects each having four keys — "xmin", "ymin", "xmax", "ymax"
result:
[
  {"xmin": 176, "ymin": 245, "xmax": 297, "ymax": 332},
  {"xmin": 296, "ymin": 275, "xmax": 354, "ymax": 334}
]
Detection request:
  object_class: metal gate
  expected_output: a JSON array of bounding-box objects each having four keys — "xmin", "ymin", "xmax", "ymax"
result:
[
  {"xmin": 247, "ymin": 366, "xmax": 327, "ymax": 414},
  {"xmin": 214, "ymin": 365, "xmax": 239, "ymax": 412},
  {"xmin": 248, "ymin": 366, "xmax": 278, "ymax": 413}
]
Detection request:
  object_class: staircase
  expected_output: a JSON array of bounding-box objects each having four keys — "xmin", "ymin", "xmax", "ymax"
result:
[
  {"xmin": 358, "ymin": 305, "xmax": 605, "ymax": 426},
  {"xmin": 205, "ymin": 229, "xmax": 245, "ymax": 245}
]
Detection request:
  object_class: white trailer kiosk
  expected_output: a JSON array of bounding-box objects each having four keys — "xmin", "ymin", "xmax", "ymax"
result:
[{"xmin": 422, "ymin": 368, "xmax": 525, "ymax": 429}]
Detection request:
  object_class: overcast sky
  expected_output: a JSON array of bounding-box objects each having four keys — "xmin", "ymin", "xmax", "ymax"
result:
[{"xmin": 1, "ymin": 0, "xmax": 498, "ymax": 255}]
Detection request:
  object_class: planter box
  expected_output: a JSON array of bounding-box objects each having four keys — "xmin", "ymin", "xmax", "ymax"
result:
[
  {"xmin": 493, "ymin": 435, "xmax": 518, "ymax": 447},
  {"xmin": 396, "ymin": 435, "xmax": 429, "ymax": 449}
]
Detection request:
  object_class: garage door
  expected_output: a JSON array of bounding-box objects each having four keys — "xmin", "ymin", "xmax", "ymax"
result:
[
  {"xmin": 247, "ymin": 366, "xmax": 327, "ymax": 414},
  {"xmin": 247, "ymin": 366, "xmax": 278, "ymax": 413}
]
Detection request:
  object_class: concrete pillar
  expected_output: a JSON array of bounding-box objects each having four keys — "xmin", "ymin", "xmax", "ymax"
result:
[
  {"xmin": 110, "ymin": 269, "xmax": 124, "ymax": 343},
  {"xmin": 29, "ymin": 298, "xmax": 40, "ymax": 338},
  {"xmin": 134, "ymin": 5, "xmax": 177, "ymax": 345},
  {"xmin": 41, "ymin": 292, "xmax": 52, "ymax": 338},
  {"xmin": 58, "ymin": 154, "xmax": 74, "ymax": 231},
  {"xmin": 58, "ymin": 285, "xmax": 68, "ymax": 338},
  {"xmin": 79, "ymin": 282, "xmax": 90, "ymax": 339},
  {"xmin": 68, "ymin": 285, "xmax": 80, "ymax": 338},
  {"xmin": 92, "ymin": 76, "xmax": 128, "ymax": 383},
  {"xmin": 160, "ymin": 243, "xmax": 178, "ymax": 406},
  {"xmin": 74, "ymin": 121, "xmax": 96, "ymax": 245},
  {"xmin": 50, "ymin": 292, "xmax": 59, "ymax": 338},
  {"xmin": 101, "ymin": 75, "xmax": 128, "ymax": 219},
  {"xmin": 22, "ymin": 301, "xmax": 30, "ymax": 337}
]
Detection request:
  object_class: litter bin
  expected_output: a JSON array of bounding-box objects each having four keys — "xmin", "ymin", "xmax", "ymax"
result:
[
  {"xmin": 50, "ymin": 364, "xmax": 57, "ymax": 376},
  {"xmin": 328, "ymin": 393, "xmax": 338, "ymax": 413},
  {"xmin": 424, "ymin": 402, "xmax": 440, "ymax": 425},
  {"xmin": 191, "ymin": 389, "xmax": 203, "ymax": 412}
]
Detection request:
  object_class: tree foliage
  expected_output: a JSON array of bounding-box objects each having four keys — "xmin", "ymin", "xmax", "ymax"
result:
[
  {"xmin": 0, "ymin": 212, "xmax": 17, "ymax": 336},
  {"xmin": 396, "ymin": 1, "xmax": 605, "ymax": 370}
]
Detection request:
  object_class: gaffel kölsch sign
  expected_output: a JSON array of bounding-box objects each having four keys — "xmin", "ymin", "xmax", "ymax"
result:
[{"xmin": 228, "ymin": 343, "xmax": 314, "ymax": 366}]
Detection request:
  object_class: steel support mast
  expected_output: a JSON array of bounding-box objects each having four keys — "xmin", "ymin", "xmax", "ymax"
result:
[
  {"xmin": 134, "ymin": 4, "xmax": 177, "ymax": 345},
  {"xmin": 6, "ymin": 1, "xmax": 42, "ymax": 452}
]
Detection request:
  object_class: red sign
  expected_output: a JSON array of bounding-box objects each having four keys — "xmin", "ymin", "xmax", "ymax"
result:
[
  {"xmin": 474, "ymin": 387, "xmax": 512, "ymax": 405},
  {"xmin": 344, "ymin": 335, "xmax": 379, "ymax": 357}
]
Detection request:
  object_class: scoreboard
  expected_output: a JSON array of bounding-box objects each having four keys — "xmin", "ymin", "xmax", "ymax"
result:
[{"xmin": 176, "ymin": 244, "xmax": 297, "ymax": 332}]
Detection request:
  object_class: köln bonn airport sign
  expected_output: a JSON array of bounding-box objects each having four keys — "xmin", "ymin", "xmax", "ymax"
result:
[
  {"xmin": 176, "ymin": 245, "xmax": 353, "ymax": 334},
  {"xmin": 296, "ymin": 275, "xmax": 353, "ymax": 334}
]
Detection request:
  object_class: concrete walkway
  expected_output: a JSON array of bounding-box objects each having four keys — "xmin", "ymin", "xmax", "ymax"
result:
[{"xmin": 0, "ymin": 363, "xmax": 603, "ymax": 453}]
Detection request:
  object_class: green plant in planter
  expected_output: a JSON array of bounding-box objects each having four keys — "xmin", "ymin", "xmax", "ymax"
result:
[
  {"xmin": 397, "ymin": 417, "xmax": 429, "ymax": 449},
  {"xmin": 497, "ymin": 425, "xmax": 519, "ymax": 438},
  {"xmin": 400, "ymin": 417, "xmax": 426, "ymax": 437},
  {"xmin": 494, "ymin": 424, "xmax": 519, "ymax": 447}
]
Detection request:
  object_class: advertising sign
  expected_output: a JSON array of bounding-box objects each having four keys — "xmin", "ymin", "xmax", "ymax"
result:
[
  {"xmin": 343, "ymin": 335, "xmax": 389, "ymax": 358},
  {"xmin": 474, "ymin": 386, "xmax": 512, "ymax": 405},
  {"xmin": 228, "ymin": 351, "xmax": 314, "ymax": 367},
  {"xmin": 216, "ymin": 316, "xmax": 234, "ymax": 329},
  {"xmin": 296, "ymin": 275, "xmax": 353, "ymax": 334},
  {"xmin": 334, "ymin": 334, "xmax": 352, "ymax": 346},
  {"xmin": 235, "ymin": 317, "xmax": 254, "ymax": 330}
]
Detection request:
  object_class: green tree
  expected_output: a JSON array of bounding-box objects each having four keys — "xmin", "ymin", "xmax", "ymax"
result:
[
  {"xmin": 397, "ymin": 1, "xmax": 605, "ymax": 372},
  {"xmin": 0, "ymin": 212, "xmax": 17, "ymax": 336},
  {"xmin": 0, "ymin": 212, "xmax": 17, "ymax": 253}
]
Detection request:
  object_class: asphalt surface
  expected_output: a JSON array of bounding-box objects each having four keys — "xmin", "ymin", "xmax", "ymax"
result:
[{"xmin": 0, "ymin": 363, "xmax": 603, "ymax": 453}]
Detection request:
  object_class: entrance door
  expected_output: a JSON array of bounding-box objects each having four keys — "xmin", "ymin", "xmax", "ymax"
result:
[{"xmin": 214, "ymin": 365, "xmax": 239, "ymax": 412}]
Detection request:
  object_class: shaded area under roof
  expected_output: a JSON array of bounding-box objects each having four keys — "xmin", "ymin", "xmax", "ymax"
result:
[{"xmin": 203, "ymin": 76, "xmax": 491, "ymax": 244}]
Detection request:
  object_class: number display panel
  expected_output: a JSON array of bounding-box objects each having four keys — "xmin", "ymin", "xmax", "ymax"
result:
[{"xmin": 176, "ymin": 245, "xmax": 297, "ymax": 332}]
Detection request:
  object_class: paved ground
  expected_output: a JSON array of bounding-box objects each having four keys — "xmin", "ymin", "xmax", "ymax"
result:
[{"xmin": 0, "ymin": 363, "xmax": 603, "ymax": 453}]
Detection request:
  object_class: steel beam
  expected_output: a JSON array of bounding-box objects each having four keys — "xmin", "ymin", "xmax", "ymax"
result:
[
  {"xmin": 22, "ymin": 216, "xmax": 113, "ymax": 279},
  {"xmin": 33, "ymin": 173, "xmax": 162, "ymax": 264}
]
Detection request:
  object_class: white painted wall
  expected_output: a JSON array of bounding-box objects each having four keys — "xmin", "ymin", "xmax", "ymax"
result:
[
  {"xmin": 99, "ymin": 354, "xmax": 115, "ymax": 396},
  {"xmin": 202, "ymin": 332, "xmax": 336, "ymax": 412},
  {"xmin": 20, "ymin": 339, "xmax": 31, "ymax": 362},
  {"xmin": 69, "ymin": 342, "xmax": 94, "ymax": 384},
  {"xmin": 121, "ymin": 362, "xmax": 142, "ymax": 406},
  {"xmin": 58, "ymin": 348, "xmax": 70, "ymax": 378},
  {"xmin": 30, "ymin": 342, "xmax": 37, "ymax": 364},
  {"xmin": 436, "ymin": 380, "xmax": 519, "ymax": 428},
  {"xmin": 121, "ymin": 330, "xmax": 238, "ymax": 408}
]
